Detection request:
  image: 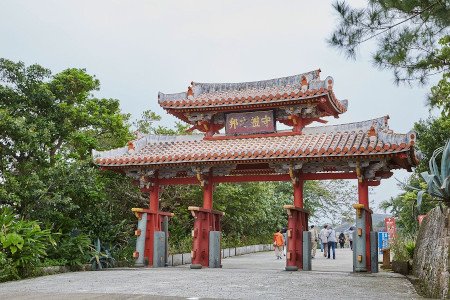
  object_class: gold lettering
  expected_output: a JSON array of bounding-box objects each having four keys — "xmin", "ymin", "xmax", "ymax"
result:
[
  {"xmin": 261, "ymin": 115, "xmax": 272, "ymax": 126},
  {"xmin": 229, "ymin": 117, "xmax": 238, "ymax": 129},
  {"xmin": 251, "ymin": 116, "xmax": 260, "ymax": 127}
]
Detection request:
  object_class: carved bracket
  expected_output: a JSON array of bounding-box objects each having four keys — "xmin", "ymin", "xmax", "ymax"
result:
[
  {"xmin": 348, "ymin": 161, "xmax": 369, "ymax": 182},
  {"xmin": 192, "ymin": 166, "xmax": 210, "ymax": 187}
]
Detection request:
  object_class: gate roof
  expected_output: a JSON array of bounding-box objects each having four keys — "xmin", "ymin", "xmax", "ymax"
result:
[
  {"xmin": 93, "ymin": 116, "xmax": 419, "ymax": 176},
  {"xmin": 93, "ymin": 70, "xmax": 420, "ymax": 181},
  {"xmin": 158, "ymin": 69, "xmax": 347, "ymax": 124}
]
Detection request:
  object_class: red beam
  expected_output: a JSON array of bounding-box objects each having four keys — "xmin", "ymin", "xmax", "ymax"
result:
[
  {"xmin": 213, "ymin": 174, "xmax": 290, "ymax": 183},
  {"xmin": 156, "ymin": 172, "xmax": 358, "ymax": 185},
  {"xmin": 158, "ymin": 177, "xmax": 199, "ymax": 185},
  {"xmin": 301, "ymin": 172, "xmax": 357, "ymax": 180}
]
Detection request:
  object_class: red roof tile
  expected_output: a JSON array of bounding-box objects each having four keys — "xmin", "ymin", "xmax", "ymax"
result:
[
  {"xmin": 93, "ymin": 116, "xmax": 418, "ymax": 170},
  {"xmin": 158, "ymin": 70, "xmax": 348, "ymax": 116}
]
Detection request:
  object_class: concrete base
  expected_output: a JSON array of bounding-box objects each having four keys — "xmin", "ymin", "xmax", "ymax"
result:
[
  {"xmin": 303, "ymin": 231, "xmax": 311, "ymax": 271},
  {"xmin": 209, "ymin": 231, "xmax": 221, "ymax": 268},
  {"xmin": 153, "ymin": 231, "xmax": 166, "ymax": 267},
  {"xmin": 190, "ymin": 264, "xmax": 203, "ymax": 269},
  {"xmin": 370, "ymin": 231, "xmax": 379, "ymax": 273},
  {"xmin": 285, "ymin": 266, "xmax": 298, "ymax": 271}
]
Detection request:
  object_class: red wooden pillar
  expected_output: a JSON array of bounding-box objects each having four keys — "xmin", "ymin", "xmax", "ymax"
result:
[
  {"xmin": 203, "ymin": 174, "xmax": 213, "ymax": 210},
  {"xmin": 358, "ymin": 180, "xmax": 372, "ymax": 271},
  {"xmin": 285, "ymin": 179, "xmax": 308, "ymax": 271},
  {"xmin": 293, "ymin": 180, "xmax": 304, "ymax": 207},
  {"xmin": 144, "ymin": 178, "xmax": 160, "ymax": 267},
  {"xmin": 190, "ymin": 173, "xmax": 224, "ymax": 269}
]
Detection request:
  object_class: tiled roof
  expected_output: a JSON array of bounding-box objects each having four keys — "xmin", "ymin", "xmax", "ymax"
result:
[
  {"xmin": 158, "ymin": 70, "xmax": 348, "ymax": 114},
  {"xmin": 93, "ymin": 116, "xmax": 418, "ymax": 168}
]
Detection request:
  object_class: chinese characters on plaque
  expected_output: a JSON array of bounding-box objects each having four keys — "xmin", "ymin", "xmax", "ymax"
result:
[{"xmin": 225, "ymin": 110, "xmax": 275, "ymax": 135}]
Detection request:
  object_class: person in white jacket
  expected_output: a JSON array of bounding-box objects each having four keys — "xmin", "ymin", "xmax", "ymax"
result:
[{"xmin": 319, "ymin": 225, "xmax": 328, "ymax": 258}]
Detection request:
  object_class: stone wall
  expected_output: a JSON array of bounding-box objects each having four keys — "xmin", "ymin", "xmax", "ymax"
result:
[
  {"xmin": 167, "ymin": 244, "xmax": 274, "ymax": 267},
  {"xmin": 413, "ymin": 206, "xmax": 450, "ymax": 298}
]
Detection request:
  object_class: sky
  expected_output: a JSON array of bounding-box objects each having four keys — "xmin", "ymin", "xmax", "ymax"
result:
[{"xmin": 1, "ymin": 0, "xmax": 436, "ymax": 213}]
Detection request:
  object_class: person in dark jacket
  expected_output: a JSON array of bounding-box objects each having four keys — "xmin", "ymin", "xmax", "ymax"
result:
[{"xmin": 338, "ymin": 232, "xmax": 345, "ymax": 248}]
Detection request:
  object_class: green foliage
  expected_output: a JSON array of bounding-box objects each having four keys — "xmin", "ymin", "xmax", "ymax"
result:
[
  {"xmin": 380, "ymin": 175, "xmax": 435, "ymax": 234},
  {"xmin": 89, "ymin": 238, "xmax": 116, "ymax": 270},
  {"xmin": 133, "ymin": 109, "xmax": 190, "ymax": 135},
  {"xmin": 380, "ymin": 116, "xmax": 450, "ymax": 234},
  {"xmin": 414, "ymin": 116, "xmax": 450, "ymax": 173},
  {"xmin": 328, "ymin": 1, "xmax": 449, "ymax": 85},
  {"xmin": 47, "ymin": 232, "xmax": 91, "ymax": 267},
  {"xmin": 163, "ymin": 180, "xmax": 356, "ymax": 251},
  {"xmin": 416, "ymin": 139, "xmax": 450, "ymax": 209},
  {"xmin": 0, "ymin": 208, "xmax": 56, "ymax": 281},
  {"xmin": 111, "ymin": 240, "xmax": 136, "ymax": 267},
  {"xmin": 390, "ymin": 233, "xmax": 416, "ymax": 263},
  {"xmin": 427, "ymin": 36, "xmax": 450, "ymax": 116},
  {"xmin": 0, "ymin": 58, "xmax": 145, "ymax": 276}
]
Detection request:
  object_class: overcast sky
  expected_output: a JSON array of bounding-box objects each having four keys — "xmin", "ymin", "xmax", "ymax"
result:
[{"xmin": 1, "ymin": 0, "xmax": 436, "ymax": 213}]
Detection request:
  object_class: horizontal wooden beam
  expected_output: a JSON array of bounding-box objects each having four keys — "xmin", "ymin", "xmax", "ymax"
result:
[{"xmin": 157, "ymin": 172, "xmax": 359, "ymax": 185}]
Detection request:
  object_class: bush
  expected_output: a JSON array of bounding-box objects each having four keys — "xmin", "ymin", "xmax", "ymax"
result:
[
  {"xmin": 169, "ymin": 235, "xmax": 192, "ymax": 255},
  {"xmin": 89, "ymin": 238, "xmax": 116, "ymax": 270},
  {"xmin": 46, "ymin": 231, "xmax": 91, "ymax": 268},
  {"xmin": 112, "ymin": 238, "xmax": 136, "ymax": 267},
  {"xmin": 390, "ymin": 233, "xmax": 416, "ymax": 263},
  {"xmin": 0, "ymin": 208, "xmax": 55, "ymax": 281}
]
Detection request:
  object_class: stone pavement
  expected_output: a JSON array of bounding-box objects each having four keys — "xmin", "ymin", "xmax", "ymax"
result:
[{"xmin": 0, "ymin": 248, "xmax": 420, "ymax": 299}]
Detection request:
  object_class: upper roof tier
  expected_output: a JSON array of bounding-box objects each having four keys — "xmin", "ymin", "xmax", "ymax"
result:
[{"xmin": 158, "ymin": 70, "xmax": 348, "ymax": 122}]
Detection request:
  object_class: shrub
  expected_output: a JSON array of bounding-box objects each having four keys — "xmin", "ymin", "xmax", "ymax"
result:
[
  {"xmin": 89, "ymin": 238, "xmax": 116, "ymax": 270},
  {"xmin": 112, "ymin": 238, "xmax": 136, "ymax": 267},
  {"xmin": 390, "ymin": 233, "xmax": 416, "ymax": 263},
  {"xmin": 46, "ymin": 231, "xmax": 91, "ymax": 268},
  {"xmin": 0, "ymin": 208, "xmax": 55, "ymax": 281}
]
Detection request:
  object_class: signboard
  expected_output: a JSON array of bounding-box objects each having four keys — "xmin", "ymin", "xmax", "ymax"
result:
[
  {"xmin": 225, "ymin": 110, "xmax": 275, "ymax": 135},
  {"xmin": 385, "ymin": 217, "xmax": 397, "ymax": 240},
  {"xmin": 418, "ymin": 214, "xmax": 427, "ymax": 225},
  {"xmin": 378, "ymin": 232, "xmax": 389, "ymax": 253}
]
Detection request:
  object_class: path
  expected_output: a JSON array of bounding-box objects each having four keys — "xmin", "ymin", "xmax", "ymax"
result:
[{"xmin": 0, "ymin": 248, "xmax": 420, "ymax": 299}]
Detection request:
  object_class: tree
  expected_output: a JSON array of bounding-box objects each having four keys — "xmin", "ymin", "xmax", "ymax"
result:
[
  {"xmin": 428, "ymin": 36, "xmax": 450, "ymax": 116},
  {"xmin": 379, "ymin": 115, "xmax": 450, "ymax": 234},
  {"xmin": 414, "ymin": 115, "xmax": 450, "ymax": 172},
  {"xmin": 0, "ymin": 59, "xmax": 140, "ymax": 247},
  {"xmin": 328, "ymin": 0, "xmax": 449, "ymax": 85},
  {"xmin": 380, "ymin": 175, "xmax": 435, "ymax": 234},
  {"xmin": 133, "ymin": 109, "xmax": 189, "ymax": 136}
]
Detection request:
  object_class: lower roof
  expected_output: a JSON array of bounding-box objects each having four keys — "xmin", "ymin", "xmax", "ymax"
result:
[{"xmin": 93, "ymin": 116, "xmax": 419, "ymax": 172}]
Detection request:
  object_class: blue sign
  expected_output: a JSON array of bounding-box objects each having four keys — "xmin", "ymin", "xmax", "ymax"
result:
[{"xmin": 378, "ymin": 232, "xmax": 389, "ymax": 253}]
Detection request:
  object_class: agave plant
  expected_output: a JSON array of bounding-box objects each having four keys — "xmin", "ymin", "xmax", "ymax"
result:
[
  {"xmin": 417, "ymin": 139, "xmax": 450, "ymax": 210},
  {"xmin": 89, "ymin": 238, "xmax": 116, "ymax": 271}
]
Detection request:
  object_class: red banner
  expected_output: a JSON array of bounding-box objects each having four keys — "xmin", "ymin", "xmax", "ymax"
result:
[
  {"xmin": 225, "ymin": 110, "xmax": 275, "ymax": 135},
  {"xmin": 385, "ymin": 217, "xmax": 397, "ymax": 239}
]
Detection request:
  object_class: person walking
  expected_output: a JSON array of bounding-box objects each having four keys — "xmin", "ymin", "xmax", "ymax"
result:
[
  {"xmin": 327, "ymin": 225, "xmax": 337, "ymax": 259},
  {"xmin": 309, "ymin": 225, "xmax": 318, "ymax": 258},
  {"xmin": 338, "ymin": 232, "xmax": 345, "ymax": 249},
  {"xmin": 348, "ymin": 226, "xmax": 354, "ymax": 250},
  {"xmin": 319, "ymin": 225, "xmax": 328, "ymax": 258},
  {"xmin": 273, "ymin": 228, "xmax": 284, "ymax": 259},
  {"xmin": 281, "ymin": 227, "xmax": 287, "ymax": 256}
]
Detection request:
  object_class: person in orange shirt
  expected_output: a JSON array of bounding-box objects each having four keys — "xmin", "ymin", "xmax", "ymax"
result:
[{"xmin": 273, "ymin": 228, "xmax": 285, "ymax": 259}]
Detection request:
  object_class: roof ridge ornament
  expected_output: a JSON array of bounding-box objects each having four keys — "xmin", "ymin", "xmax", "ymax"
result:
[
  {"xmin": 187, "ymin": 86, "xmax": 194, "ymax": 100},
  {"xmin": 300, "ymin": 76, "xmax": 308, "ymax": 93}
]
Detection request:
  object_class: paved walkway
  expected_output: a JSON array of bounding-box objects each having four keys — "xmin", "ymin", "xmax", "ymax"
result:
[{"xmin": 0, "ymin": 248, "xmax": 420, "ymax": 299}]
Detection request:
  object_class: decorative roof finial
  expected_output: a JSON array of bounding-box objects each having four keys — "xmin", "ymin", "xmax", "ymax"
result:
[
  {"xmin": 368, "ymin": 126, "xmax": 377, "ymax": 143},
  {"xmin": 187, "ymin": 86, "xmax": 194, "ymax": 100},
  {"xmin": 300, "ymin": 76, "xmax": 308, "ymax": 93}
]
